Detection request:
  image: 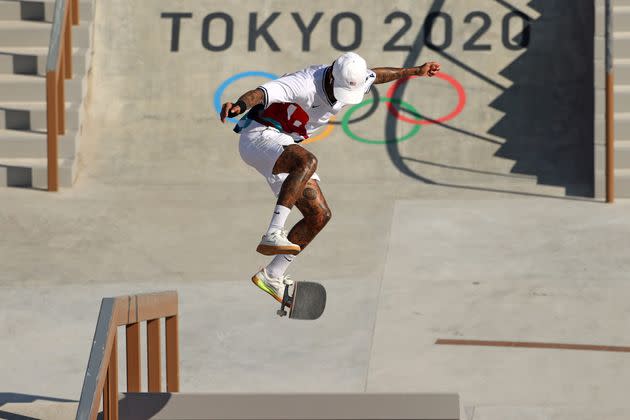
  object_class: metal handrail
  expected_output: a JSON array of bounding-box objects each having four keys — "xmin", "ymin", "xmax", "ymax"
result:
[
  {"xmin": 45, "ymin": 0, "xmax": 79, "ymax": 191},
  {"xmin": 75, "ymin": 291, "xmax": 180, "ymax": 420}
]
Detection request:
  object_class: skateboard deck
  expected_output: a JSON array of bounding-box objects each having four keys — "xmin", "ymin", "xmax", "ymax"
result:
[{"xmin": 277, "ymin": 281, "xmax": 326, "ymax": 320}]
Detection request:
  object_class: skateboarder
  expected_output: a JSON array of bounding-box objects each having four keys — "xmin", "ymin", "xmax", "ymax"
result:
[{"xmin": 220, "ymin": 52, "xmax": 440, "ymax": 304}]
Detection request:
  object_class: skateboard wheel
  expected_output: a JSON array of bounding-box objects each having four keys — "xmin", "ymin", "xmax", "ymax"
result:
[{"xmin": 277, "ymin": 309, "xmax": 287, "ymax": 317}]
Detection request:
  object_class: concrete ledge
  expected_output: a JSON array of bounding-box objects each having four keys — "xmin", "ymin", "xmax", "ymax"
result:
[{"xmin": 117, "ymin": 393, "xmax": 461, "ymax": 420}]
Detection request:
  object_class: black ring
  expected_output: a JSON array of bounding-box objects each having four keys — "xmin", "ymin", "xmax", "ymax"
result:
[{"xmin": 330, "ymin": 85, "xmax": 380, "ymax": 125}]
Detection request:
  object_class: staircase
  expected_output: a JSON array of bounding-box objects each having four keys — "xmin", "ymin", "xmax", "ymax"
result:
[
  {"xmin": 0, "ymin": 0, "xmax": 94, "ymax": 188},
  {"xmin": 615, "ymin": 3, "xmax": 630, "ymax": 197}
]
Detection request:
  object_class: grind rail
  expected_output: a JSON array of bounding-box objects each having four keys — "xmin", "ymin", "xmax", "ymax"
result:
[
  {"xmin": 75, "ymin": 291, "xmax": 459, "ymax": 420},
  {"xmin": 75, "ymin": 291, "xmax": 180, "ymax": 420}
]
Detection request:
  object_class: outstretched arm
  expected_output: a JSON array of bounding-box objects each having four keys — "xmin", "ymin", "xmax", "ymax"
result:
[
  {"xmin": 371, "ymin": 61, "xmax": 441, "ymax": 84},
  {"xmin": 220, "ymin": 88, "xmax": 265, "ymax": 123}
]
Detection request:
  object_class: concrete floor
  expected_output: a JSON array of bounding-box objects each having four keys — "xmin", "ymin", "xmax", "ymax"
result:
[{"xmin": 2, "ymin": 1, "xmax": 630, "ymax": 419}]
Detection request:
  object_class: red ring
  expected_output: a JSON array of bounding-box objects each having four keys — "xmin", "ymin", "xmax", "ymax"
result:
[{"xmin": 385, "ymin": 72, "xmax": 466, "ymax": 125}]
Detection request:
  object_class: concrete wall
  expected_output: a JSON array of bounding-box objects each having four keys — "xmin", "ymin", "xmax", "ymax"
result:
[{"xmin": 145, "ymin": 0, "xmax": 595, "ymax": 196}]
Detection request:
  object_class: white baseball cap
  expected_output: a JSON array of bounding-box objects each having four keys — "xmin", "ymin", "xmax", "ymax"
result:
[{"xmin": 332, "ymin": 52, "xmax": 368, "ymax": 104}]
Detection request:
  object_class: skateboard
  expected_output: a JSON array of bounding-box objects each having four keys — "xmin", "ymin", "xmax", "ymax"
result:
[{"xmin": 276, "ymin": 277, "xmax": 326, "ymax": 320}]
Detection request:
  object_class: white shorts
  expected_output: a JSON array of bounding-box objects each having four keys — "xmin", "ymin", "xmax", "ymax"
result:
[{"xmin": 238, "ymin": 121, "xmax": 320, "ymax": 197}]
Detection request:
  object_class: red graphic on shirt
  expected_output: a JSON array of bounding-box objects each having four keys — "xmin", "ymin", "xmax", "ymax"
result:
[{"xmin": 260, "ymin": 103, "xmax": 310, "ymax": 139}]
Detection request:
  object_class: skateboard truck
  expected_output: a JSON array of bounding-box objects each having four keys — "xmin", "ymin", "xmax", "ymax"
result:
[{"xmin": 276, "ymin": 277, "xmax": 294, "ymax": 317}]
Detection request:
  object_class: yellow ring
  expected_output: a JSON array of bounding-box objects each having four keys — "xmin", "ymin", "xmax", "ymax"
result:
[{"xmin": 301, "ymin": 117, "xmax": 336, "ymax": 145}]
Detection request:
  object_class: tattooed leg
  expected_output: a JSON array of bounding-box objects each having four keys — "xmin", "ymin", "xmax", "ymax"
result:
[
  {"xmin": 272, "ymin": 144, "xmax": 318, "ymax": 209},
  {"xmin": 287, "ymin": 179, "xmax": 332, "ymax": 250}
]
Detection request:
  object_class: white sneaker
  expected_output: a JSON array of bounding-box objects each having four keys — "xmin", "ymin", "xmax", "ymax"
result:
[
  {"xmin": 251, "ymin": 268, "xmax": 293, "ymax": 304},
  {"xmin": 256, "ymin": 228, "xmax": 301, "ymax": 256}
]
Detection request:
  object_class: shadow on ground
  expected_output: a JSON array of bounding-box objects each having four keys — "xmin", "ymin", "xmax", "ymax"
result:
[
  {"xmin": 489, "ymin": 0, "xmax": 594, "ymax": 197},
  {"xmin": 385, "ymin": 0, "xmax": 594, "ymax": 198}
]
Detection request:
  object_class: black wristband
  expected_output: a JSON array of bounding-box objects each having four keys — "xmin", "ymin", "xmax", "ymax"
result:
[{"xmin": 234, "ymin": 99, "xmax": 247, "ymax": 113}]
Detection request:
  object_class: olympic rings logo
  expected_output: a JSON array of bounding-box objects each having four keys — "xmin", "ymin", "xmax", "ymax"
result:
[
  {"xmin": 213, "ymin": 71, "xmax": 279, "ymax": 124},
  {"xmin": 214, "ymin": 70, "xmax": 467, "ymax": 145}
]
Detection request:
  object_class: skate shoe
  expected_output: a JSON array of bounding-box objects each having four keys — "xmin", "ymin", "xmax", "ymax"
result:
[
  {"xmin": 256, "ymin": 228, "xmax": 301, "ymax": 255},
  {"xmin": 251, "ymin": 268, "xmax": 293, "ymax": 305}
]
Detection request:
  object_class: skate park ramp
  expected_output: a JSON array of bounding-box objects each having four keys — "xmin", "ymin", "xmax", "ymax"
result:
[{"xmin": 2, "ymin": 1, "xmax": 630, "ymax": 420}]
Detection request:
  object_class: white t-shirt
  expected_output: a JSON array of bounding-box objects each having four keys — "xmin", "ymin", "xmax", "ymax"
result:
[{"xmin": 252, "ymin": 64, "xmax": 376, "ymax": 141}]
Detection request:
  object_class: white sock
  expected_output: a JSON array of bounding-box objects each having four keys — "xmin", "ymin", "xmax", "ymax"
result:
[
  {"xmin": 266, "ymin": 254, "xmax": 295, "ymax": 279},
  {"xmin": 267, "ymin": 205, "xmax": 291, "ymax": 233}
]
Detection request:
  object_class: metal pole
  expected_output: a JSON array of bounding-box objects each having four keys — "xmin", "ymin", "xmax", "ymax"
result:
[{"xmin": 605, "ymin": 0, "xmax": 615, "ymax": 203}]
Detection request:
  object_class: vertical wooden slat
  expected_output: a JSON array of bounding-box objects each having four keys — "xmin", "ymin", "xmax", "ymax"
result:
[
  {"xmin": 165, "ymin": 315, "xmax": 180, "ymax": 392},
  {"xmin": 147, "ymin": 319, "xmax": 162, "ymax": 392},
  {"xmin": 102, "ymin": 371, "xmax": 109, "ymax": 420},
  {"xmin": 126, "ymin": 323, "xmax": 141, "ymax": 392},
  {"xmin": 72, "ymin": 0, "xmax": 79, "ymax": 24},
  {"xmin": 108, "ymin": 334, "xmax": 119, "ymax": 420},
  {"xmin": 46, "ymin": 71, "xmax": 58, "ymax": 192},
  {"xmin": 64, "ymin": 3, "xmax": 72, "ymax": 79},
  {"xmin": 57, "ymin": 59, "xmax": 65, "ymax": 134}
]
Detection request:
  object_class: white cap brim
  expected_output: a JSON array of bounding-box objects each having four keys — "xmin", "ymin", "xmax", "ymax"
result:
[{"xmin": 333, "ymin": 85, "xmax": 364, "ymax": 105}]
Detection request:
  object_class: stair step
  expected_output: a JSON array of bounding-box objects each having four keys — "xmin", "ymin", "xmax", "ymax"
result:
[
  {"xmin": 615, "ymin": 168, "xmax": 630, "ymax": 198},
  {"xmin": 0, "ymin": 128, "xmax": 78, "ymax": 158},
  {"xmin": 614, "ymin": 112, "xmax": 630, "ymax": 140},
  {"xmin": 617, "ymin": 140, "xmax": 630, "ymax": 168},
  {"xmin": 613, "ymin": 85, "xmax": 630, "ymax": 110},
  {"xmin": 0, "ymin": 46, "xmax": 88, "ymax": 75},
  {"xmin": 612, "ymin": 6, "xmax": 630, "ymax": 28},
  {"xmin": 613, "ymin": 59, "xmax": 630, "ymax": 85},
  {"xmin": 0, "ymin": 73, "xmax": 83, "ymax": 102},
  {"xmin": 0, "ymin": 101, "xmax": 80, "ymax": 131},
  {"xmin": 612, "ymin": 33, "xmax": 630, "ymax": 60},
  {"xmin": 0, "ymin": 156, "xmax": 77, "ymax": 188},
  {"xmin": 0, "ymin": 20, "xmax": 90, "ymax": 47},
  {"xmin": 596, "ymin": 169, "xmax": 630, "ymax": 198},
  {"xmin": 0, "ymin": 0, "xmax": 93, "ymax": 22}
]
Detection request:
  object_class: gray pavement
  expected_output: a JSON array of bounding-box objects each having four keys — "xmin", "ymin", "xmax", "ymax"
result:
[{"xmin": 2, "ymin": 1, "xmax": 630, "ymax": 419}]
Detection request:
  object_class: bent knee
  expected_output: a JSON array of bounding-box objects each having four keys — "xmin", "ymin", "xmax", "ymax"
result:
[
  {"xmin": 312, "ymin": 206, "xmax": 331, "ymax": 229},
  {"xmin": 322, "ymin": 207, "xmax": 332, "ymax": 224}
]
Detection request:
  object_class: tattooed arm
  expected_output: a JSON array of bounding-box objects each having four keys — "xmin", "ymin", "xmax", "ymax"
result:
[
  {"xmin": 220, "ymin": 88, "xmax": 265, "ymax": 123},
  {"xmin": 371, "ymin": 61, "xmax": 441, "ymax": 85}
]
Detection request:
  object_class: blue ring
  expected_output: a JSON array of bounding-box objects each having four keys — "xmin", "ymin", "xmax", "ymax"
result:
[{"xmin": 214, "ymin": 71, "xmax": 278, "ymax": 123}]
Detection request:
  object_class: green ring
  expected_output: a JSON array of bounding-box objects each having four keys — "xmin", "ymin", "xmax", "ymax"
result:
[{"xmin": 341, "ymin": 98, "xmax": 421, "ymax": 144}]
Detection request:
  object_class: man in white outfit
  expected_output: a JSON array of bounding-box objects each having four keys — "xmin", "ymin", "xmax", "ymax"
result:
[{"xmin": 220, "ymin": 52, "xmax": 440, "ymax": 304}]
